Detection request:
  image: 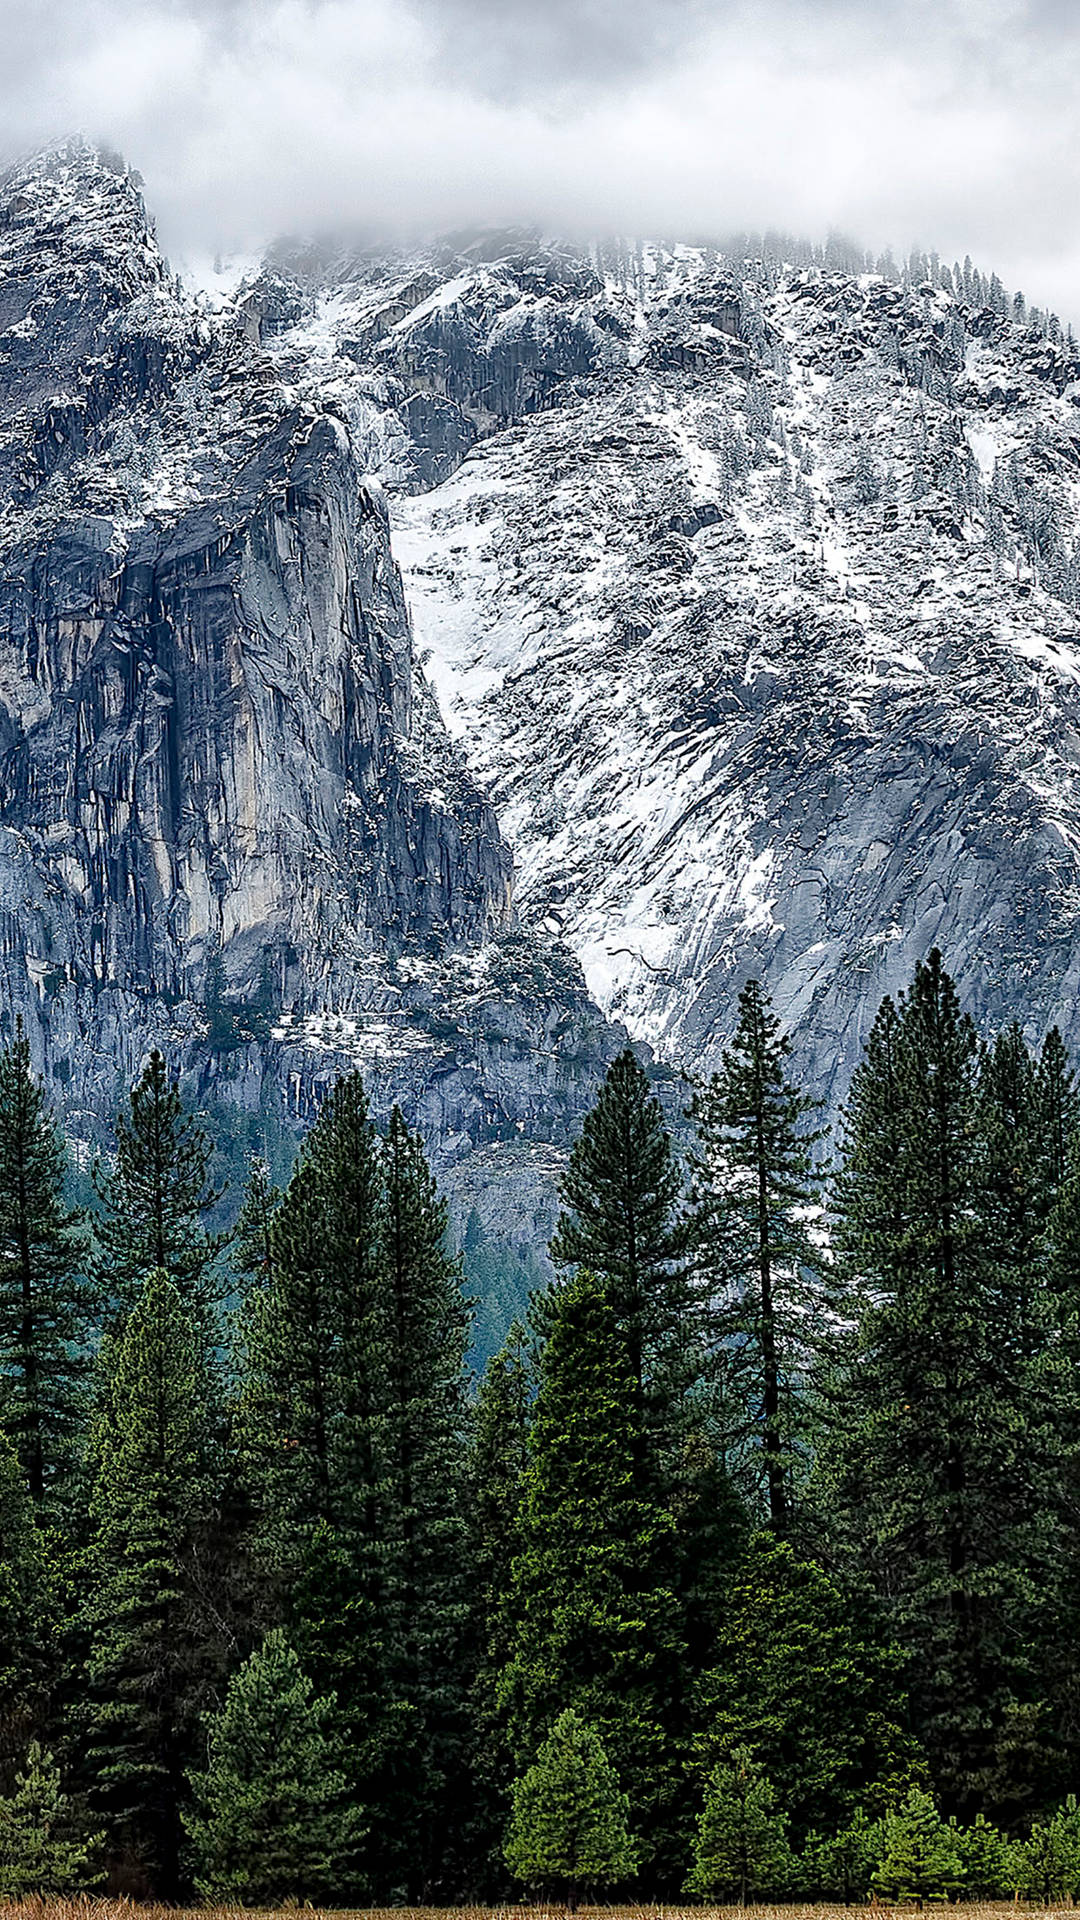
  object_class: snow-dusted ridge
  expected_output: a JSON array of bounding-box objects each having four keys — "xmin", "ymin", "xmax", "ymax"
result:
[
  {"xmin": 242, "ymin": 231, "xmax": 1080, "ymax": 1100},
  {"xmin": 4, "ymin": 137, "xmax": 1080, "ymax": 1149}
]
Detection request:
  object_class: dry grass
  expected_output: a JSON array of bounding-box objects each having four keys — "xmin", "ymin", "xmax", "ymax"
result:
[{"xmin": 0, "ymin": 1903, "xmax": 1073, "ymax": 1920}]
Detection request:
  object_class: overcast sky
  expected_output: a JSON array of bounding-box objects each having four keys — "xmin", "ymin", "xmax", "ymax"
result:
[{"xmin": 3, "ymin": 0, "xmax": 1080, "ymax": 317}]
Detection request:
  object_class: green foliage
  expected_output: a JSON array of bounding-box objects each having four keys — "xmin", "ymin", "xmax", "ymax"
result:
[
  {"xmin": 238, "ymin": 1083, "xmax": 472, "ymax": 1898},
  {"xmin": 93, "ymin": 1050, "xmax": 225, "ymax": 1325},
  {"xmin": 688, "ymin": 978, "xmax": 826, "ymax": 1530},
  {"xmin": 504, "ymin": 1707, "xmax": 637, "ymax": 1900},
  {"xmin": 465, "ymin": 1321, "xmax": 533, "ymax": 1886},
  {"xmin": 550, "ymin": 1047, "xmax": 689, "ymax": 1472},
  {"xmin": 801, "ymin": 1806, "xmax": 881, "ymax": 1902},
  {"xmin": 694, "ymin": 1531, "xmax": 920, "ymax": 1842},
  {"xmin": 500, "ymin": 1267, "xmax": 686, "ymax": 1876},
  {"xmin": 82, "ymin": 1267, "xmax": 221, "ymax": 1893},
  {"xmin": 953, "ymin": 1810, "xmax": 1014, "ymax": 1898},
  {"xmin": 184, "ymin": 1629, "xmax": 364, "ymax": 1903},
  {"xmin": 1011, "ymin": 1796, "xmax": 1080, "ymax": 1903},
  {"xmin": 686, "ymin": 1746, "xmax": 794, "ymax": 1903},
  {"xmin": 376, "ymin": 1104, "xmax": 472, "ymax": 1893},
  {"xmin": 822, "ymin": 951, "xmax": 1051, "ymax": 1814},
  {"xmin": 235, "ymin": 1072, "xmax": 394, "ymax": 1843},
  {"xmin": 0, "ymin": 1433, "xmax": 53, "ymax": 1782},
  {"xmin": 0, "ymin": 1741, "xmax": 102, "ymax": 1894},
  {"xmin": 872, "ymin": 1787, "xmax": 964, "ymax": 1903},
  {"xmin": 0, "ymin": 1024, "xmax": 92, "ymax": 1507}
]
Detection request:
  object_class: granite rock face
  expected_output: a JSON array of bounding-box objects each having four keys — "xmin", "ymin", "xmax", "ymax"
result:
[
  {"xmin": 244, "ymin": 230, "xmax": 1080, "ymax": 1107},
  {"xmin": 0, "ymin": 144, "xmax": 622, "ymax": 1205},
  {"xmin": 9, "ymin": 142, "xmax": 1080, "ymax": 1224}
]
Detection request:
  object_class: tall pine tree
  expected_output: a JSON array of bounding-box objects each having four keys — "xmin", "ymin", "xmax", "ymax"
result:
[
  {"xmin": 689, "ymin": 978, "xmax": 825, "ymax": 1530},
  {"xmin": 500, "ymin": 1266, "xmax": 686, "ymax": 1885},
  {"xmin": 93, "ymin": 1051, "xmax": 223, "ymax": 1326},
  {"xmin": 237, "ymin": 1072, "xmax": 401, "ymax": 1891},
  {"xmin": 822, "ymin": 952, "xmax": 1040, "ymax": 1814},
  {"xmin": 82, "ymin": 1268, "xmax": 222, "ymax": 1894},
  {"xmin": 375, "ymin": 1105, "xmax": 471, "ymax": 1896},
  {"xmin": 0, "ymin": 1026, "xmax": 92, "ymax": 1508},
  {"xmin": 550, "ymin": 1048, "xmax": 689, "ymax": 1479},
  {"xmin": 465, "ymin": 1321, "xmax": 533, "ymax": 1892}
]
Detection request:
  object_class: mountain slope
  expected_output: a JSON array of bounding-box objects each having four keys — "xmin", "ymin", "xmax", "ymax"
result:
[
  {"xmin": 241, "ymin": 233, "xmax": 1080, "ymax": 1101},
  {"xmin": 0, "ymin": 145, "xmax": 621, "ymax": 1229}
]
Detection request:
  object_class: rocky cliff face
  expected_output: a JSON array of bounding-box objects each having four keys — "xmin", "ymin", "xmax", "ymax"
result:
[
  {"xmin": 0, "ymin": 144, "xmax": 622, "ymax": 1229},
  {"xmin": 7, "ymin": 142, "xmax": 1080, "ymax": 1239},
  {"xmin": 234, "ymin": 229, "xmax": 1080, "ymax": 1107}
]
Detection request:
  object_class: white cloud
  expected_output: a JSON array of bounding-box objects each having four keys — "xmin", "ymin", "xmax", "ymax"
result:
[{"xmin": 1, "ymin": 0, "xmax": 1079, "ymax": 320}]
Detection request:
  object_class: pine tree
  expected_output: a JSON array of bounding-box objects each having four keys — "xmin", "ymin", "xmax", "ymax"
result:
[
  {"xmin": 466, "ymin": 1322, "xmax": 533, "ymax": 1889},
  {"xmin": 978, "ymin": 1022, "xmax": 1044, "ymax": 1358},
  {"xmin": 550, "ymin": 1048, "xmax": 688, "ymax": 1474},
  {"xmin": 686, "ymin": 1747, "xmax": 793, "ymax": 1904},
  {"xmin": 1036, "ymin": 1026, "xmax": 1080, "ymax": 1190},
  {"xmin": 504, "ymin": 1708, "xmax": 637, "ymax": 1908},
  {"xmin": 0, "ymin": 1026, "xmax": 92, "ymax": 1507},
  {"xmin": 500, "ymin": 1267, "xmax": 686, "ymax": 1881},
  {"xmin": 236, "ymin": 1072, "xmax": 396, "ymax": 1886},
  {"xmin": 1013, "ymin": 1797, "xmax": 1080, "ymax": 1903},
  {"xmin": 236, "ymin": 1072, "xmax": 385, "ymax": 1557},
  {"xmin": 0, "ymin": 1433, "xmax": 53, "ymax": 1784},
  {"xmin": 689, "ymin": 978, "xmax": 826, "ymax": 1529},
  {"xmin": 872, "ymin": 1787, "xmax": 963, "ymax": 1904},
  {"xmin": 82, "ymin": 1268, "xmax": 222, "ymax": 1894},
  {"xmin": 823, "ymin": 952, "xmax": 1036, "ymax": 1813},
  {"xmin": 693, "ymin": 1531, "xmax": 919, "ymax": 1843},
  {"xmin": 184, "ymin": 1630, "xmax": 365, "ymax": 1903},
  {"xmin": 0, "ymin": 1741, "xmax": 102, "ymax": 1894},
  {"xmin": 375, "ymin": 1105, "xmax": 471, "ymax": 1895},
  {"xmin": 551, "ymin": 1050, "xmax": 740, "ymax": 1694},
  {"xmin": 93, "ymin": 1051, "xmax": 224, "ymax": 1325},
  {"xmin": 954, "ymin": 1811, "xmax": 1013, "ymax": 1898}
]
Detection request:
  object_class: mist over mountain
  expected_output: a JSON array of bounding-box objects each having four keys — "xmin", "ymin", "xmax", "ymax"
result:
[{"xmin": 3, "ymin": 0, "xmax": 1080, "ymax": 322}]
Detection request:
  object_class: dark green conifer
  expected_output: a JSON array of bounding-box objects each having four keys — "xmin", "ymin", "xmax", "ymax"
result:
[
  {"xmin": 686, "ymin": 1746, "xmax": 793, "ymax": 1903},
  {"xmin": 823, "ymin": 952, "xmax": 1037, "ymax": 1813},
  {"xmin": 0, "ymin": 1433, "xmax": 53, "ymax": 1783},
  {"xmin": 689, "ymin": 978, "xmax": 825, "ymax": 1529},
  {"xmin": 501, "ymin": 1267, "xmax": 685, "ymax": 1880},
  {"xmin": 1036, "ymin": 1025, "xmax": 1080, "ymax": 1190},
  {"xmin": 184, "ymin": 1629, "xmax": 364, "ymax": 1903},
  {"xmin": 0, "ymin": 1741, "xmax": 102, "ymax": 1893},
  {"xmin": 0, "ymin": 1026, "xmax": 91, "ymax": 1507},
  {"xmin": 82, "ymin": 1268, "xmax": 221, "ymax": 1894},
  {"xmin": 466, "ymin": 1321, "xmax": 532, "ymax": 1889},
  {"xmin": 375, "ymin": 1104, "xmax": 471, "ymax": 1894},
  {"xmin": 504, "ymin": 1708, "xmax": 637, "ymax": 1907},
  {"xmin": 550, "ymin": 1048, "xmax": 688, "ymax": 1470},
  {"xmin": 93, "ymin": 1051, "xmax": 224, "ymax": 1325},
  {"xmin": 237, "ymin": 1073, "xmax": 399, "ymax": 1886}
]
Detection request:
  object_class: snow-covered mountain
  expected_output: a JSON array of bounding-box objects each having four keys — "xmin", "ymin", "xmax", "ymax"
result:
[
  {"xmin": 238, "ymin": 226, "xmax": 1080, "ymax": 1104},
  {"xmin": 4, "ymin": 134, "xmax": 1080, "ymax": 1213}
]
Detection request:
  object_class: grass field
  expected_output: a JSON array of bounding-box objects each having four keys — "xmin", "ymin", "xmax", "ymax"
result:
[{"xmin": 0, "ymin": 1903, "xmax": 1068, "ymax": 1920}]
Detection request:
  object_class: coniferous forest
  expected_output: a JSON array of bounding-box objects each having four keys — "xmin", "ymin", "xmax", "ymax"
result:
[{"xmin": 6, "ymin": 951, "xmax": 1080, "ymax": 1903}]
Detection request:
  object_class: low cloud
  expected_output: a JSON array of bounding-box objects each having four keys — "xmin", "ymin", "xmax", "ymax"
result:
[{"xmin": 2, "ymin": 0, "xmax": 1078, "ymax": 319}]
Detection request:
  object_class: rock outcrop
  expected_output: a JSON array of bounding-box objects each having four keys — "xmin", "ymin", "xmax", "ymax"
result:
[
  {"xmin": 0, "ymin": 144, "xmax": 622, "ymax": 1218},
  {"xmin": 8, "ymin": 142, "xmax": 1080, "ymax": 1239}
]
